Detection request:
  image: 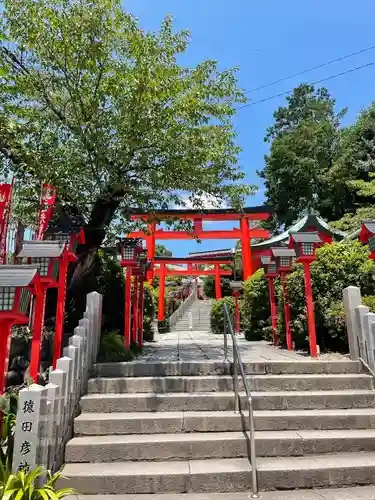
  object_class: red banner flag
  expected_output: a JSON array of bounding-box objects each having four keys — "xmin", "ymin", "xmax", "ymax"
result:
[
  {"xmin": 37, "ymin": 183, "xmax": 56, "ymax": 241},
  {"xmin": 0, "ymin": 181, "xmax": 13, "ymax": 264}
]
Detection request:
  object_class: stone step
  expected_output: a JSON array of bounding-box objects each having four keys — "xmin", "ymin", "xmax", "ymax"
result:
[
  {"xmin": 75, "ymin": 408, "xmax": 375, "ymax": 435},
  {"xmin": 173, "ymin": 325, "xmax": 211, "ymax": 329},
  {"xmin": 63, "ymin": 486, "xmax": 375, "ymax": 500},
  {"xmin": 65, "ymin": 429, "xmax": 375, "ymax": 463},
  {"xmin": 60, "ymin": 452, "xmax": 375, "ymax": 493},
  {"xmin": 174, "ymin": 323, "xmax": 211, "ymax": 328},
  {"xmin": 173, "ymin": 327, "xmax": 211, "ymax": 330},
  {"xmin": 92, "ymin": 360, "xmax": 362, "ymax": 378},
  {"xmin": 87, "ymin": 374, "xmax": 373, "ymax": 394},
  {"xmin": 80, "ymin": 390, "xmax": 375, "ymax": 413}
]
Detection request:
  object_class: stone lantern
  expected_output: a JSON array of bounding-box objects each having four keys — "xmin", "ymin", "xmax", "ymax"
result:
[
  {"xmin": 288, "ymin": 232, "xmax": 322, "ymax": 357},
  {"xmin": 17, "ymin": 241, "xmax": 65, "ymax": 380},
  {"xmin": 0, "ymin": 265, "xmax": 40, "ymax": 391},
  {"xmin": 271, "ymin": 248, "xmax": 296, "ymax": 351},
  {"xmin": 261, "ymin": 256, "xmax": 279, "ymax": 346}
]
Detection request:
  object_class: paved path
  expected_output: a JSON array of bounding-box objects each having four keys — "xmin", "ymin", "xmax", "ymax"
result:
[
  {"xmin": 139, "ymin": 330, "xmax": 320, "ymax": 362},
  {"xmin": 76, "ymin": 487, "xmax": 375, "ymax": 499}
]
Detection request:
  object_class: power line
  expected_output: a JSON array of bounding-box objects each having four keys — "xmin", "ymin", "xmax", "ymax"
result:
[
  {"xmin": 237, "ymin": 61, "xmax": 375, "ymax": 110},
  {"xmin": 244, "ymin": 43, "xmax": 375, "ymax": 95}
]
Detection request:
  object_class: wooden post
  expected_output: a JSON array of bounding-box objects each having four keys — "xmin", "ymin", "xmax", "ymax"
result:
[
  {"xmin": 268, "ymin": 278, "xmax": 278, "ymax": 346},
  {"xmin": 240, "ymin": 217, "xmax": 252, "ymax": 280},
  {"xmin": 138, "ymin": 279, "xmax": 144, "ymax": 347},
  {"xmin": 30, "ymin": 285, "xmax": 47, "ymax": 382},
  {"xmin": 124, "ymin": 268, "xmax": 132, "ymax": 348},
  {"xmin": 281, "ymin": 272, "xmax": 292, "ymax": 350},
  {"xmin": 158, "ymin": 264, "xmax": 166, "ymax": 321},
  {"xmin": 146, "ymin": 222, "xmax": 156, "ymax": 282},
  {"xmin": 53, "ymin": 260, "xmax": 68, "ymax": 369},
  {"xmin": 0, "ymin": 320, "xmax": 12, "ymax": 392},
  {"xmin": 215, "ymin": 264, "xmax": 222, "ymax": 299},
  {"xmin": 303, "ymin": 262, "xmax": 317, "ymax": 357},
  {"xmin": 132, "ymin": 276, "xmax": 139, "ymax": 344}
]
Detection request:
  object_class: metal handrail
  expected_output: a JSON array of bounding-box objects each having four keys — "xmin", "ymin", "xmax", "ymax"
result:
[{"xmin": 223, "ymin": 303, "xmax": 259, "ymax": 498}]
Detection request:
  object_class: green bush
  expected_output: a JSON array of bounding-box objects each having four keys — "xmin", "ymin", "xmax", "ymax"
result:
[
  {"xmin": 284, "ymin": 241, "xmax": 375, "ymax": 351},
  {"xmin": 210, "ymin": 296, "xmax": 238, "ymax": 334},
  {"xmin": 143, "ymin": 283, "xmax": 156, "ymax": 341},
  {"xmin": 363, "ymin": 295, "xmax": 375, "ymax": 312},
  {"xmin": 242, "ymin": 269, "xmax": 279, "ymax": 341},
  {"xmin": 203, "ymin": 275, "xmax": 232, "ymax": 299},
  {"xmin": 241, "ymin": 241, "xmax": 375, "ymax": 353},
  {"xmin": 97, "ymin": 332, "xmax": 134, "ymax": 363},
  {"xmin": 97, "ymin": 251, "xmax": 125, "ymax": 333}
]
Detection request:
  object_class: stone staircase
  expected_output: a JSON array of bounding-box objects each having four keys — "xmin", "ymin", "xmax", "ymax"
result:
[
  {"xmin": 172, "ymin": 298, "xmax": 212, "ymax": 332},
  {"xmin": 61, "ymin": 358, "xmax": 375, "ymax": 495}
]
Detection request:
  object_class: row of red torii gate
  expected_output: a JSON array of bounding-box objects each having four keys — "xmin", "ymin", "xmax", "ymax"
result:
[
  {"xmin": 119, "ymin": 206, "xmax": 273, "ymax": 344},
  {"xmin": 118, "ymin": 208, "xmax": 375, "ymax": 357}
]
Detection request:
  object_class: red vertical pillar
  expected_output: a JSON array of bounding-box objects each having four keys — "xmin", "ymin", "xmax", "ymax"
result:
[
  {"xmin": 234, "ymin": 292, "xmax": 240, "ymax": 334},
  {"xmin": 304, "ymin": 262, "xmax": 317, "ymax": 357},
  {"xmin": 132, "ymin": 276, "xmax": 139, "ymax": 344},
  {"xmin": 214, "ymin": 264, "xmax": 222, "ymax": 299},
  {"xmin": 146, "ymin": 222, "xmax": 156, "ymax": 282},
  {"xmin": 268, "ymin": 278, "xmax": 279, "ymax": 346},
  {"xmin": 158, "ymin": 264, "xmax": 166, "ymax": 321},
  {"xmin": 30, "ymin": 285, "xmax": 47, "ymax": 382},
  {"xmin": 240, "ymin": 217, "xmax": 253, "ymax": 280},
  {"xmin": 124, "ymin": 267, "xmax": 132, "ymax": 348},
  {"xmin": 53, "ymin": 260, "xmax": 68, "ymax": 369},
  {"xmin": 281, "ymin": 272, "xmax": 293, "ymax": 350},
  {"xmin": 138, "ymin": 279, "xmax": 144, "ymax": 347},
  {"xmin": 0, "ymin": 320, "xmax": 12, "ymax": 393}
]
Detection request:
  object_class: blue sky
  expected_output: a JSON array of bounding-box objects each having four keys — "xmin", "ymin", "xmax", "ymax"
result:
[{"xmin": 125, "ymin": 0, "xmax": 375, "ymax": 256}]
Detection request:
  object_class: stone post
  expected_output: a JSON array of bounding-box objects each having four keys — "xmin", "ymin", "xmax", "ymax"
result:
[
  {"xmin": 69, "ymin": 334, "xmax": 85, "ymax": 397},
  {"xmin": 63, "ymin": 345, "xmax": 79, "ymax": 418},
  {"xmin": 364, "ymin": 312, "xmax": 375, "ymax": 372},
  {"xmin": 343, "ymin": 286, "xmax": 362, "ymax": 360},
  {"xmin": 56, "ymin": 356, "xmax": 72, "ymax": 444},
  {"xmin": 79, "ymin": 318, "xmax": 91, "ymax": 383},
  {"xmin": 12, "ymin": 384, "xmax": 47, "ymax": 473},
  {"xmin": 75, "ymin": 325, "xmax": 88, "ymax": 390},
  {"xmin": 355, "ymin": 305, "xmax": 370, "ymax": 364},
  {"xmin": 45, "ymin": 382, "xmax": 58, "ymax": 471},
  {"xmin": 49, "ymin": 368, "xmax": 67, "ymax": 469}
]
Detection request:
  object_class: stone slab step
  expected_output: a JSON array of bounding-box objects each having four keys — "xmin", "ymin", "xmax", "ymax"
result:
[
  {"xmin": 75, "ymin": 408, "xmax": 375, "ymax": 435},
  {"xmin": 80, "ymin": 390, "xmax": 375, "ymax": 413},
  {"xmin": 92, "ymin": 360, "xmax": 363, "ymax": 378},
  {"xmin": 66, "ymin": 429, "xmax": 375, "ymax": 463},
  {"xmin": 67, "ymin": 487, "xmax": 375, "ymax": 499},
  {"xmin": 87, "ymin": 374, "xmax": 373, "ymax": 394},
  {"xmin": 60, "ymin": 453, "xmax": 375, "ymax": 493}
]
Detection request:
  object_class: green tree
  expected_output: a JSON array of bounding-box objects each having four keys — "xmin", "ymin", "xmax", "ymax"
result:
[
  {"xmin": 155, "ymin": 244, "xmax": 173, "ymax": 257},
  {"xmin": 0, "ymin": 0, "xmax": 254, "ymax": 293},
  {"xmin": 259, "ymin": 84, "xmax": 346, "ymax": 229},
  {"xmin": 331, "ymin": 103, "xmax": 375, "ymax": 232}
]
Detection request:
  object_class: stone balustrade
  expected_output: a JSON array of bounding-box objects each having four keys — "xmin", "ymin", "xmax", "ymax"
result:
[
  {"xmin": 12, "ymin": 291, "xmax": 102, "ymax": 474},
  {"xmin": 343, "ymin": 285, "xmax": 375, "ymax": 370}
]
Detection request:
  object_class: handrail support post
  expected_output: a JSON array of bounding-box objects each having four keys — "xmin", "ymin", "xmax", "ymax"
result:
[{"xmin": 233, "ymin": 340, "xmax": 240, "ymax": 413}]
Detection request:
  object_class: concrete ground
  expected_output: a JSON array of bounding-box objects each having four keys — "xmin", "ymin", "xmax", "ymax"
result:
[
  {"xmin": 140, "ymin": 330, "xmax": 346, "ymax": 363},
  {"xmin": 70, "ymin": 487, "xmax": 375, "ymax": 499}
]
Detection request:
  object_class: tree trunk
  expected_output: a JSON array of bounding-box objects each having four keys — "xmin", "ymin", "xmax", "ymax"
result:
[{"xmin": 68, "ymin": 189, "xmax": 124, "ymax": 296}]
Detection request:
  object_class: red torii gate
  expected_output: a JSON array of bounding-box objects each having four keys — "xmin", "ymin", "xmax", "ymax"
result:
[
  {"xmin": 154, "ymin": 257, "xmax": 233, "ymax": 322},
  {"xmin": 127, "ymin": 206, "xmax": 272, "ymax": 281}
]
